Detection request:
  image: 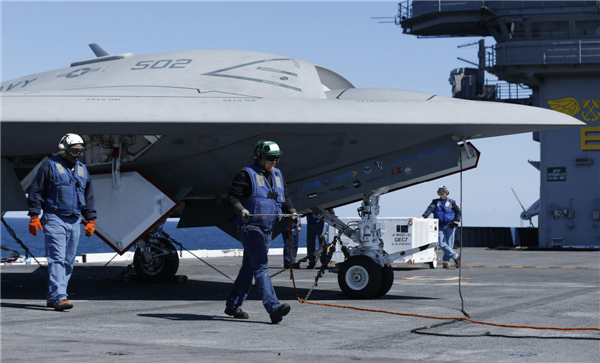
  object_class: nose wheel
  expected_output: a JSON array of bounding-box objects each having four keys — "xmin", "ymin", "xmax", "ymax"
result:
[
  {"xmin": 133, "ymin": 237, "xmax": 179, "ymax": 282},
  {"xmin": 373, "ymin": 265, "xmax": 394, "ymax": 298},
  {"xmin": 338, "ymin": 256, "xmax": 383, "ymax": 299}
]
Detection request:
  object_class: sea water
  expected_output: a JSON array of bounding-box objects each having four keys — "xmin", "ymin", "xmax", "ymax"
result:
[{"xmin": 1, "ymin": 218, "xmax": 310, "ymax": 258}]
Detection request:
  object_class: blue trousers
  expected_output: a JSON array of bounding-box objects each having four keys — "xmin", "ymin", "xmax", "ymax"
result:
[
  {"xmin": 226, "ymin": 225, "xmax": 281, "ymax": 314},
  {"xmin": 306, "ymin": 222, "xmax": 327, "ymax": 266},
  {"xmin": 42, "ymin": 213, "xmax": 81, "ymax": 304},
  {"xmin": 439, "ymin": 224, "xmax": 458, "ymax": 262},
  {"xmin": 282, "ymin": 228, "xmax": 299, "ymax": 268}
]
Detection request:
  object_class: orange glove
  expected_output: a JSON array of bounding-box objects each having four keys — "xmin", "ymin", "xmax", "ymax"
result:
[
  {"xmin": 29, "ymin": 216, "xmax": 43, "ymax": 236},
  {"xmin": 83, "ymin": 220, "xmax": 96, "ymax": 237}
]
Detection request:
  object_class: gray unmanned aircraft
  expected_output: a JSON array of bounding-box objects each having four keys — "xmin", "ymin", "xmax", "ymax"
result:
[{"xmin": 0, "ymin": 44, "xmax": 583, "ymax": 297}]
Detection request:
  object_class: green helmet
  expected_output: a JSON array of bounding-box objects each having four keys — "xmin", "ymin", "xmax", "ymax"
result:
[{"xmin": 252, "ymin": 140, "xmax": 281, "ymax": 164}]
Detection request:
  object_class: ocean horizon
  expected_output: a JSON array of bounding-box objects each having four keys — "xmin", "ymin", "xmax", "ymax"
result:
[{"xmin": 1, "ymin": 218, "xmax": 310, "ymax": 259}]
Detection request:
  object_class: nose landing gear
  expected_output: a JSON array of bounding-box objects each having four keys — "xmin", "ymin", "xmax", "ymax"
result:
[
  {"xmin": 133, "ymin": 233, "xmax": 179, "ymax": 282},
  {"xmin": 312, "ymin": 187, "xmax": 438, "ymax": 299}
]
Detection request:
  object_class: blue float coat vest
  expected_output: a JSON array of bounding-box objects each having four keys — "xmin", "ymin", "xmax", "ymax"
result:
[
  {"xmin": 43, "ymin": 155, "xmax": 89, "ymax": 217},
  {"xmin": 236, "ymin": 163, "xmax": 285, "ymax": 231},
  {"xmin": 433, "ymin": 198, "xmax": 455, "ymax": 225}
]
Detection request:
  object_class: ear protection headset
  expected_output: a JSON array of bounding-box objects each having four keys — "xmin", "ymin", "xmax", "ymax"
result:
[
  {"xmin": 252, "ymin": 140, "xmax": 267, "ymax": 162},
  {"xmin": 437, "ymin": 185, "xmax": 450, "ymax": 196}
]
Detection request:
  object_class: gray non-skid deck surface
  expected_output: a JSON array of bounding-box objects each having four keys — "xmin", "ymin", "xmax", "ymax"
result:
[{"xmin": 2, "ymin": 248, "xmax": 599, "ymax": 362}]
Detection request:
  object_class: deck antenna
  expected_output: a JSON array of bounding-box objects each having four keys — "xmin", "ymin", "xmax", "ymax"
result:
[{"xmin": 511, "ymin": 188, "xmax": 534, "ymax": 227}]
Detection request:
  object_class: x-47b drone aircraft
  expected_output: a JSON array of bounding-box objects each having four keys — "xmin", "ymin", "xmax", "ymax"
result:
[{"xmin": 0, "ymin": 44, "xmax": 582, "ymax": 296}]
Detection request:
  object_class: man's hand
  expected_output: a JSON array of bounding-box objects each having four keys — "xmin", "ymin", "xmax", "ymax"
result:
[
  {"xmin": 241, "ymin": 209, "xmax": 252, "ymax": 222},
  {"xmin": 83, "ymin": 220, "xmax": 96, "ymax": 236},
  {"xmin": 451, "ymin": 221, "xmax": 460, "ymax": 228},
  {"xmin": 29, "ymin": 216, "xmax": 43, "ymax": 236}
]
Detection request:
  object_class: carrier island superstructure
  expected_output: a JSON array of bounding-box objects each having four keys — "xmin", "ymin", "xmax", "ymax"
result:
[{"xmin": 397, "ymin": 0, "xmax": 600, "ymax": 248}]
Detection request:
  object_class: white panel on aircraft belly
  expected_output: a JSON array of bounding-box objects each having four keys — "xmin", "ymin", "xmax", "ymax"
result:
[{"xmin": 91, "ymin": 171, "xmax": 179, "ymax": 254}]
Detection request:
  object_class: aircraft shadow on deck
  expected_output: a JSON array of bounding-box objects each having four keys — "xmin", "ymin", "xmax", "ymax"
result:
[{"xmin": 1, "ymin": 265, "xmax": 439, "ymax": 306}]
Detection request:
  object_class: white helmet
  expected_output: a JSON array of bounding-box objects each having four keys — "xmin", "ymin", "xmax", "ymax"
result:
[
  {"xmin": 58, "ymin": 133, "xmax": 85, "ymax": 156},
  {"xmin": 437, "ymin": 185, "xmax": 449, "ymax": 196},
  {"xmin": 58, "ymin": 133, "xmax": 84, "ymax": 150}
]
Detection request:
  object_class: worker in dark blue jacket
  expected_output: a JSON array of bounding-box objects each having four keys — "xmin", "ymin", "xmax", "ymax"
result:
[
  {"xmin": 226, "ymin": 140, "xmax": 298, "ymax": 324},
  {"xmin": 304, "ymin": 209, "xmax": 334, "ymax": 269},
  {"xmin": 422, "ymin": 186, "xmax": 461, "ymax": 268},
  {"xmin": 282, "ymin": 220, "xmax": 301, "ymax": 269},
  {"xmin": 27, "ymin": 133, "xmax": 97, "ymax": 311}
]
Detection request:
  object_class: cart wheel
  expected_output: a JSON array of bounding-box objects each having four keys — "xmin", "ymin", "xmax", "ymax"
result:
[
  {"xmin": 428, "ymin": 259, "xmax": 438, "ymax": 269},
  {"xmin": 338, "ymin": 255, "xmax": 382, "ymax": 299},
  {"xmin": 373, "ymin": 265, "xmax": 394, "ymax": 298}
]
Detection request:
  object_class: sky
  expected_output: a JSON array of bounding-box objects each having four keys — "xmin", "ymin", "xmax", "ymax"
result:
[{"xmin": 1, "ymin": 1, "xmax": 541, "ymax": 227}]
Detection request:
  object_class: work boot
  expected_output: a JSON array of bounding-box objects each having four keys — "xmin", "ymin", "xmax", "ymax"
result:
[
  {"xmin": 270, "ymin": 303, "xmax": 291, "ymax": 324},
  {"xmin": 306, "ymin": 264, "xmax": 315, "ymax": 269},
  {"xmin": 46, "ymin": 302, "xmax": 54, "ymax": 308},
  {"xmin": 442, "ymin": 262, "xmax": 449, "ymax": 269},
  {"xmin": 455, "ymin": 255, "xmax": 461, "ymax": 267},
  {"xmin": 292, "ymin": 262, "xmax": 301, "ymax": 269},
  {"xmin": 224, "ymin": 308, "xmax": 249, "ymax": 319},
  {"xmin": 54, "ymin": 299, "xmax": 73, "ymax": 311}
]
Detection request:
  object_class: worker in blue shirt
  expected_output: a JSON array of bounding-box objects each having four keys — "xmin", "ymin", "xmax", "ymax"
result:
[
  {"xmin": 305, "ymin": 209, "xmax": 334, "ymax": 269},
  {"xmin": 282, "ymin": 220, "xmax": 301, "ymax": 269},
  {"xmin": 27, "ymin": 134, "xmax": 97, "ymax": 311},
  {"xmin": 422, "ymin": 186, "xmax": 461, "ymax": 268},
  {"xmin": 226, "ymin": 140, "xmax": 298, "ymax": 324}
]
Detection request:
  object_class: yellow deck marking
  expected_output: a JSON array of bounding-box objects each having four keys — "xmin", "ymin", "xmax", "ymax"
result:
[{"xmin": 399, "ymin": 276, "xmax": 470, "ymax": 281}]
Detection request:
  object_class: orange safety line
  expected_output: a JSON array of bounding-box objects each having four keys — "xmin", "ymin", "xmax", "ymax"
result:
[
  {"xmin": 287, "ymin": 262, "xmax": 600, "ymax": 332},
  {"xmin": 293, "ymin": 297, "xmax": 600, "ymax": 331}
]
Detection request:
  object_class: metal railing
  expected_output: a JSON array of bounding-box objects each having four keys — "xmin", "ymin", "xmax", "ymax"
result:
[
  {"xmin": 401, "ymin": 0, "xmax": 598, "ymax": 20},
  {"xmin": 396, "ymin": 1, "xmax": 412, "ymax": 25},
  {"xmin": 487, "ymin": 40, "xmax": 600, "ymax": 66}
]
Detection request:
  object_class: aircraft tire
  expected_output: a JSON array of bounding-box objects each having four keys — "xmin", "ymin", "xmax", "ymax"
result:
[
  {"xmin": 337, "ymin": 255, "xmax": 382, "ymax": 299},
  {"xmin": 134, "ymin": 239, "xmax": 179, "ymax": 282},
  {"xmin": 372, "ymin": 265, "xmax": 394, "ymax": 298},
  {"xmin": 428, "ymin": 259, "xmax": 437, "ymax": 269}
]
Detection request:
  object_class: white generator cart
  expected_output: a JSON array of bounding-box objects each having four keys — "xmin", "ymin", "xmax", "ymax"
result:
[
  {"xmin": 328, "ymin": 217, "xmax": 439, "ymax": 269},
  {"xmin": 311, "ymin": 187, "xmax": 438, "ymax": 299}
]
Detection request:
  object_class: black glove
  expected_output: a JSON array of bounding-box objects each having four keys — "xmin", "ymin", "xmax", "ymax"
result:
[{"xmin": 451, "ymin": 221, "xmax": 459, "ymax": 228}]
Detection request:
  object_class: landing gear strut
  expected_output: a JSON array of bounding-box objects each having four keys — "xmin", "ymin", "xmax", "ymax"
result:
[
  {"xmin": 312, "ymin": 186, "xmax": 438, "ymax": 299},
  {"xmin": 133, "ymin": 232, "xmax": 179, "ymax": 282}
]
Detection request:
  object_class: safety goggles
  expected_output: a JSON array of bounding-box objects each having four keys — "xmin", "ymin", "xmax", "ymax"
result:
[
  {"xmin": 67, "ymin": 146, "xmax": 85, "ymax": 157},
  {"xmin": 265, "ymin": 154, "xmax": 280, "ymax": 163}
]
